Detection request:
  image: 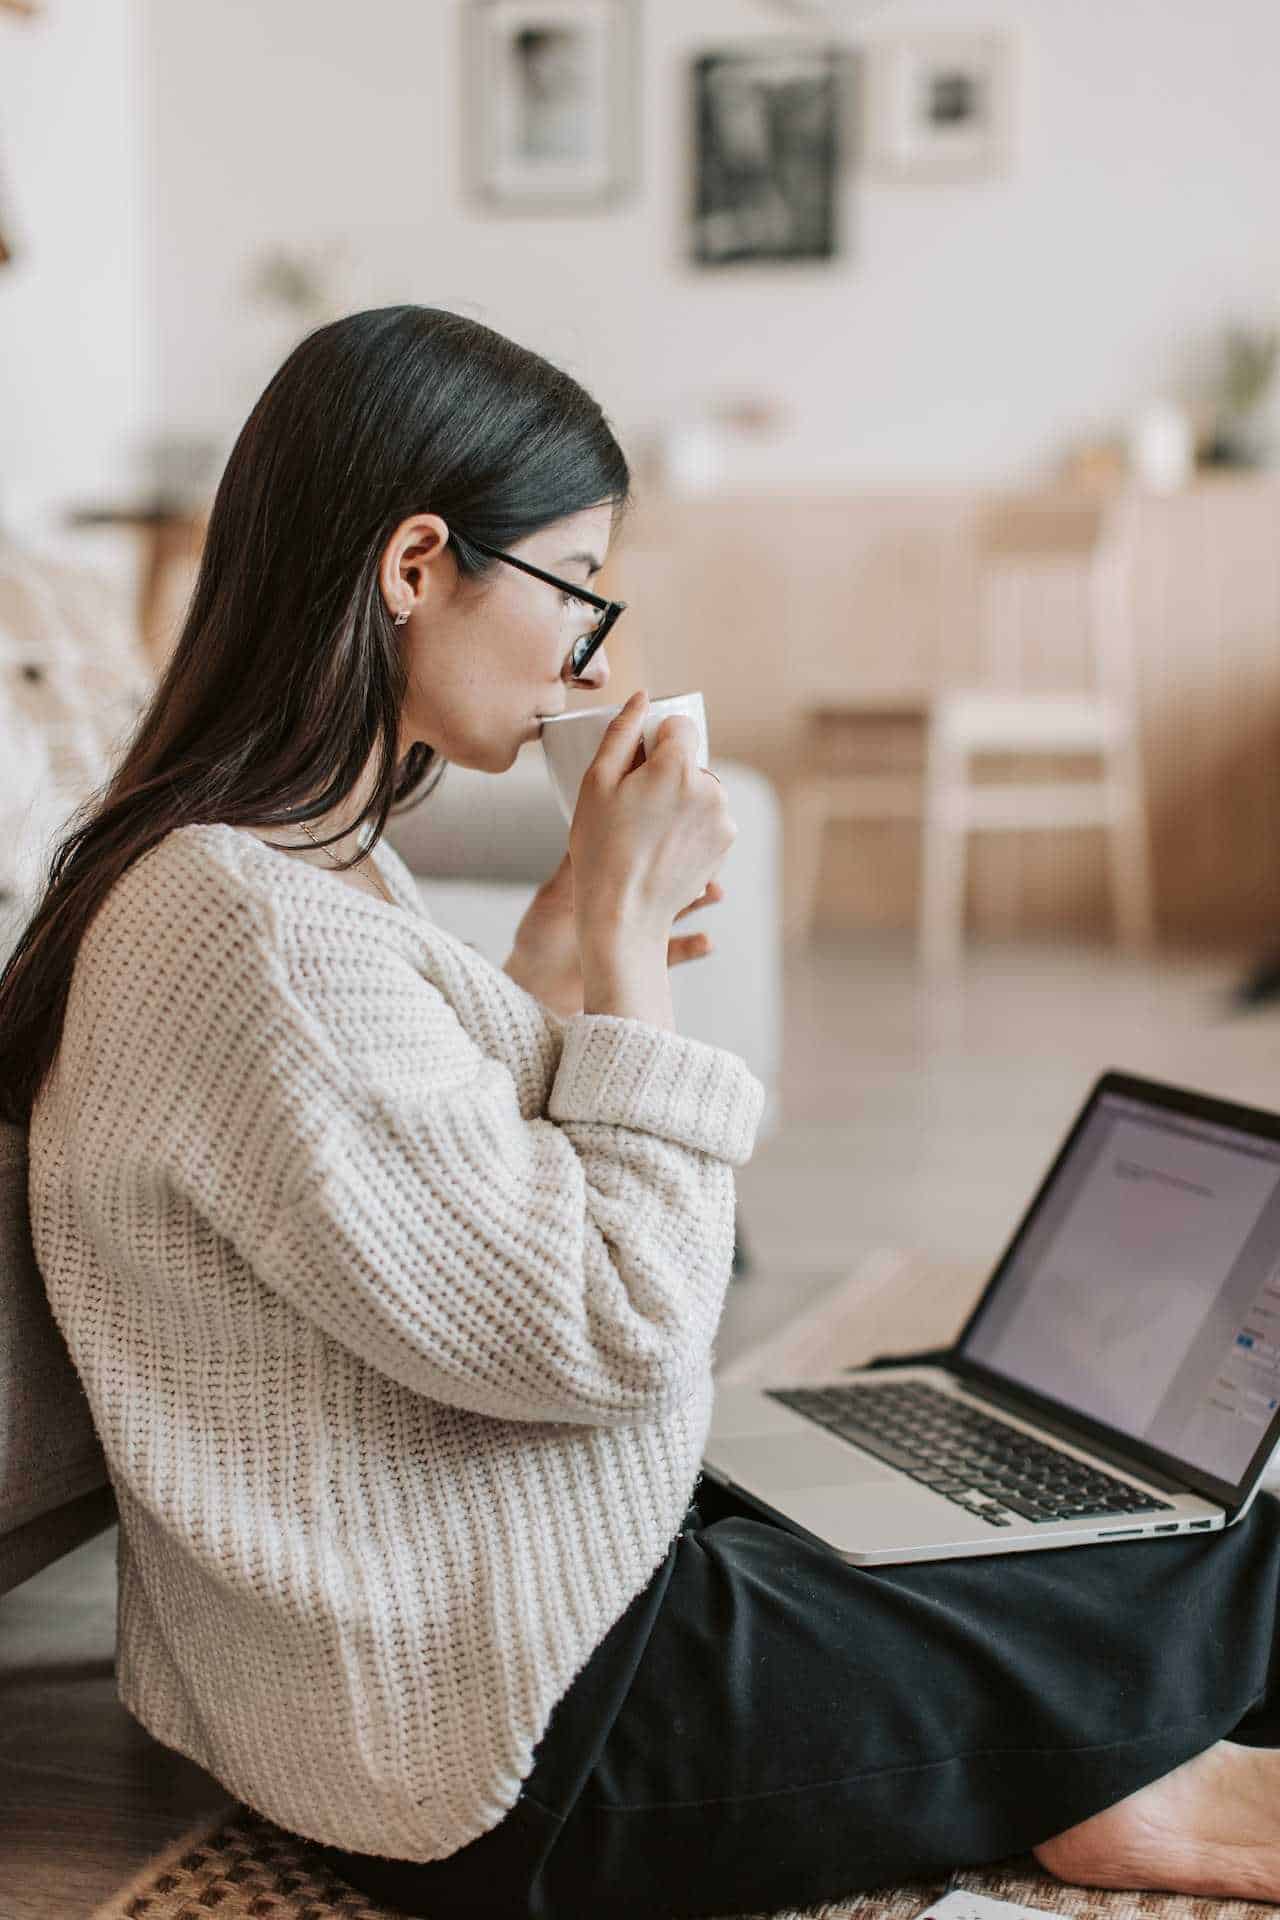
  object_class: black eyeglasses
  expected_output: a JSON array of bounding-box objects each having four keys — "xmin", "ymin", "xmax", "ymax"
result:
[{"xmin": 452, "ymin": 532, "xmax": 627, "ymax": 679}]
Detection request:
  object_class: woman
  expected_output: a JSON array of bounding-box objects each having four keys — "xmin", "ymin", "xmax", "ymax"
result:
[{"xmin": 5, "ymin": 306, "xmax": 1280, "ymax": 1919}]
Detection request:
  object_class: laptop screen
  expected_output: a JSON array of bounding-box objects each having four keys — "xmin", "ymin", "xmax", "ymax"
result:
[{"xmin": 960, "ymin": 1088, "xmax": 1280, "ymax": 1489}]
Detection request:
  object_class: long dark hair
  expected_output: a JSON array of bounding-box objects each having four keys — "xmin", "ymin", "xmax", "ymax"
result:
[{"xmin": 0, "ymin": 304, "xmax": 632, "ymax": 1126}]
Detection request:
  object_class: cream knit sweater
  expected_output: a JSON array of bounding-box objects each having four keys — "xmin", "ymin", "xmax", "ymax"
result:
[{"xmin": 28, "ymin": 821, "xmax": 765, "ymax": 1862}]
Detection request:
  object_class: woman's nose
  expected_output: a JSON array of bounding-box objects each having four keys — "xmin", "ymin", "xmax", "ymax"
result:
[{"xmin": 567, "ymin": 646, "xmax": 610, "ymax": 691}]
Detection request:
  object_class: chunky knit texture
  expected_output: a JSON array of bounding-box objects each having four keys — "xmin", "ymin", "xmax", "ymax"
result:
[{"xmin": 28, "ymin": 821, "xmax": 765, "ymax": 1862}]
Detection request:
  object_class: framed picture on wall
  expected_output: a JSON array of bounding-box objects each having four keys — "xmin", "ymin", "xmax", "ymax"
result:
[
  {"xmin": 465, "ymin": 0, "xmax": 640, "ymax": 212},
  {"xmin": 866, "ymin": 32, "xmax": 1014, "ymax": 181},
  {"xmin": 690, "ymin": 42, "xmax": 848, "ymax": 267}
]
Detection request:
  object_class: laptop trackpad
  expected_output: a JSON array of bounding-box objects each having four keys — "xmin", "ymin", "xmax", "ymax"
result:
[{"xmin": 710, "ymin": 1432, "xmax": 895, "ymax": 1489}]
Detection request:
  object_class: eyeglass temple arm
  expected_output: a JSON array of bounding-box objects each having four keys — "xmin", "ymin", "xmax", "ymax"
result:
[{"xmin": 454, "ymin": 529, "xmax": 621, "ymax": 615}]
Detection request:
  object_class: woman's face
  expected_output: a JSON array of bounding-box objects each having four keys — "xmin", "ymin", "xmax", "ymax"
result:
[{"xmin": 386, "ymin": 503, "xmax": 616, "ymax": 773}]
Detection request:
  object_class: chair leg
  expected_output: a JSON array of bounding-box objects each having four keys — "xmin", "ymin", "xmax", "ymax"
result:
[
  {"xmin": 785, "ymin": 786, "xmax": 829, "ymax": 945},
  {"xmin": 1106, "ymin": 752, "xmax": 1155, "ymax": 950},
  {"xmin": 919, "ymin": 740, "xmax": 967, "ymax": 974},
  {"xmin": 920, "ymin": 822, "xmax": 968, "ymax": 974}
]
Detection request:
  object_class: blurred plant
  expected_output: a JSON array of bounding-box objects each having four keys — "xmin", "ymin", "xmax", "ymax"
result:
[
  {"xmin": 218, "ymin": 242, "xmax": 354, "ymax": 456},
  {"xmin": 1220, "ymin": 325, "xmax": 1279, "ymax": 417},
  {"xmin": 244, "ymin": 243, "xmax": 349, "ymax": 324},
  {"xmin": 1201, "ymin": 322, "xmax": 1280, "ymax": 468}
]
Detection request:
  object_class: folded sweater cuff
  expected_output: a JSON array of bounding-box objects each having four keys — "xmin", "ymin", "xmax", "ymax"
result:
[{"xmin": 548, "ymin": 1014, "xmax": 766, "ymax": 1167}]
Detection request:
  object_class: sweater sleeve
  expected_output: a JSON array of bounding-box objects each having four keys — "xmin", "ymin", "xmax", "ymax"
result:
[{"xmin": 142, "ymin": 872, "xmax": 767, "ymax": 1429}]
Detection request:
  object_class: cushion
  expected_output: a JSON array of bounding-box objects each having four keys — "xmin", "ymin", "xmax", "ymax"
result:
[{"xmin": 0, "ymin": 537, "xmax": 152, "ymax": 910}]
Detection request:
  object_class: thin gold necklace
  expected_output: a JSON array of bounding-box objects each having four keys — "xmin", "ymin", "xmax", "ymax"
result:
[
  {"xmin": 296, "ymin": 818, "xmax": 394, "ymax": 906},
  {"xmin": 296, "ymin": 818, "xmax": 348, "ymax": 865}
]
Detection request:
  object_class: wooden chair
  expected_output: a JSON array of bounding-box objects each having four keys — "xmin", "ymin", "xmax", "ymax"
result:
[{"xmin": 785, "ymin": 491, "xmax": 1155, "ymax": 970}]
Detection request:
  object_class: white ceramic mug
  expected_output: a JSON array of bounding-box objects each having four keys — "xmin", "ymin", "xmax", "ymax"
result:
[{"xmin": 539, "ymin": 691, "xmax": 710, "ymax": 824}]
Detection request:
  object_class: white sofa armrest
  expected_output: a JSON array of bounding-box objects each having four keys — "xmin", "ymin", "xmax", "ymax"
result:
[{"xmin": 385, "ymin": 741, "xmax": 567, "ymax": 883}]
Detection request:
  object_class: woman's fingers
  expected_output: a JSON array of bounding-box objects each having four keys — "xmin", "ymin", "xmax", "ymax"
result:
[
  {"xmin": 584, "ymin": 689, "xmax": 649, "ymax": 790},
  {"xmin": 673, "ymin": 880, "xmax": 724, "ymax": 922},
  {"xmin": 667, "ymin": 932, "xmax": 713, "ymax": 967}
]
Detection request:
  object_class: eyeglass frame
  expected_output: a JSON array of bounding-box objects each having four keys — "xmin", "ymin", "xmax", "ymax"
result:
[{"xmin": 450, "ymin": 531, "xmax": 627, "ymax": 680}]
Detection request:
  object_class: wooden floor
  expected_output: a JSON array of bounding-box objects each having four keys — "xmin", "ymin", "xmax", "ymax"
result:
[{"xmin": 2, "ymin": 929, "xmax": 1276, "ymax": 1915}]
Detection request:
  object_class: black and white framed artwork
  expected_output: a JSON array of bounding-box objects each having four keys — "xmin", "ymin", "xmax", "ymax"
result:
[
  {"xmin": 465, "ymin": 0, "xmax": 639, "ymax": 212},
  {"xmin": 690, "ymin": 43, "xmax": 847, "ymax": 267}
]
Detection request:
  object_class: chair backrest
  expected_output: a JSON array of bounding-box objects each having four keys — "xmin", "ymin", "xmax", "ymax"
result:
[
  {"xmin": 0, "ymin": 1119, "xmax": 110, "ymax": 1582},
  {"xmin": 971, "ymin": 490, "xmax": 1139, "ymax": 704}
]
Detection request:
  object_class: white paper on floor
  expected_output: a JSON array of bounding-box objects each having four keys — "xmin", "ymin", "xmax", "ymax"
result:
[{"xmin": 915, "ymin": 1892, "xmax": 1059, "ymax": 1920}]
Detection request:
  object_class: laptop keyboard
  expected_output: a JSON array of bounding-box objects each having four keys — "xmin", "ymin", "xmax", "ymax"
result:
[{"xmin": 765, "ymin": 1380, "xmax": 1176, "ymax": 1527}]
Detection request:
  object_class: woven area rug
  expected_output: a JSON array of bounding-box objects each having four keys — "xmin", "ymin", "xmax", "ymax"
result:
[
  {"xmin": 85, "ymin": 1800, "xmax": 1280, "ymax": 1920},
  {"xmin": 88, "ymin": 1248, "xmax": 1271, "ymax": 1920}
]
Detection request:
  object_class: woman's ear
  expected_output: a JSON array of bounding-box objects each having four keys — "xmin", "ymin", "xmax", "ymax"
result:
[{"xmin": 379, "ymin": 513, "xmax": 451, "ymax": 613}]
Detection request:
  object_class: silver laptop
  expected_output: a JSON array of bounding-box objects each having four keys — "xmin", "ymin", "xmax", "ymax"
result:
[{"xmin": 705, "ymin": 1071, "xmax": 1280, "ymax": 1564}]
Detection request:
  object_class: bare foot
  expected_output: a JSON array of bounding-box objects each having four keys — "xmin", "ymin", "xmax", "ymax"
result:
[{"xmin": 1033, "ymin": 1740, "xmax": 1280, "ymax": 1901}]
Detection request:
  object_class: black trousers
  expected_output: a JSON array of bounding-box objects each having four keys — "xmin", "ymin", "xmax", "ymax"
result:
[{"xmin": 308, "ymin": 1458, "xmax": 1280, "ymax": 1920}]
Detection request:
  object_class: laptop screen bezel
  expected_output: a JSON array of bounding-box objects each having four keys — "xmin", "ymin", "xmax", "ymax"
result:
[{"xmin": 949, "ymin": 1069, "xmax": 1280, "ymax": 1516}]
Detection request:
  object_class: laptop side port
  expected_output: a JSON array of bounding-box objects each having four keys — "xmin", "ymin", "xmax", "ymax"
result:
[
  {"xmin": 1154, "ymin": 1523, "xmax": 1178, "ymax": 1533},
  {"xmin": 1189, "ymin": 1519, "xmax": 1212, "ymax": 1530}
]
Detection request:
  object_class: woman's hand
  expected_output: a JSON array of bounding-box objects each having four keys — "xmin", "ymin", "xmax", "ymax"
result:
[
  {"xmin": 502, "ymin": 851, "xmax": 722, "ymax": 1017},
  {"xmin": 569, "ymin": 693, "xmax": 736, "ymax": 955}
]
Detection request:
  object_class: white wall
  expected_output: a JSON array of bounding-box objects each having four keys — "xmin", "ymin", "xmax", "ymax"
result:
[
  {"xmin": 0, "ymin": 0, "xmax": 153, "ymax": 569},
  {"xmin": 6, "ymin": 0, "xmax": 1280, "ymax": 531}
]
